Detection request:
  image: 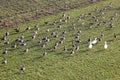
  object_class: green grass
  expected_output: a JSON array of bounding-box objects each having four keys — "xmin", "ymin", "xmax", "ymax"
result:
[
  {"xmin": 0, "ymin": 0, "xmax": 120, "ymax": 80},
  {"xmin": 0, "ymin": 0, "xmax": 90, "ymax": 18},
  {"xmin": 0, "ymin": 0, "xmax": 102, "ymax": 26},
  {"xmin": 0, "ymin": 0, "xmax": 91, "ymax": 16}
]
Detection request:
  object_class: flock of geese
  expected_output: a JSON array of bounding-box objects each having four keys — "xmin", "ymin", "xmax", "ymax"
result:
[
  {"xmin": 89, "ymin": 38, "xmax": 108, "ymax": 49},
  {"xmin": 0, "ymin": 2, "xmax": 119, "ymax": 71}
]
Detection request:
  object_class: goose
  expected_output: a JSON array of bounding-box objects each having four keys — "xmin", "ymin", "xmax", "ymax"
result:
[
  {"xmin": 36, "ymin": 27, "xmax": 40, "ymax": 31},
  {"xmin": 59, "ymin": 40, "xmax": 63, "ymax": 44},
  {"xmin": 75, "ymin": 35, "xmax": 79, "ymax": 40},
  {"xmin": 51, "ymin": 32, "xmax": 55, "ymax": 36},
  {"xmin": 2, "ymin": 36, "xmax": 7, "ymax": 41},
  {"xmin": 20, "ymin": 39, "xmax": 24, "ymax": 43},
  {"xmin": 15, "ymin": 27, "xmax": 20, "ymax": 32},
  {"xmin": 21, "ymin": 43, "xmax": 27, "ymax": 46},
  {"xmin": 75, "ymin": 46, "xmax": 79, "ymax": 51},
  {"xmin": 72, "ymin": 23, "xmax": 75, "ymax": 27},
  {"xmin": 88, "ymin": 12, "xmax": 92, "ymax": 15},
  {"xmin": 12, "ymin": 44, "xmax": 17, "ymax": 48},
  {"xmin": 57, "ymin": 24, "xmax": 61, "ymax": 28},
  {"xmin": 98, "ymin": 37, "xmax": 102, "ymax": 42},
  {"xmin": 45, "ymin": 38, "xmax": 50, "ymax": 43},
  {"xmin": 62, "ymin": 12, "xmax": 66, "ymax": 17},
  {"xmin": 103, "ymin": 7, "xmax": 107, "ymax": 11},
  {"xmin": 25, "ymin": 26, "xmax": 31, "ymax": 30},
  {"xmin": 97, "ymin": 23, "xmax": 101, "ymax": 27},
  {"xmin": 34, "ymin": 25, "xmax": 39, "ymax": 29},
  {"xmin": 110, "ymin": 17, "xmax": 114, "ymax": 21},
  {"xmin": 34, "ymin": 30, "xmax": 38, "ymax": 35},
  {"xmin": 77, "ymin": 18, "xmax": 81, "ymax": 22},
  {"xmin": 63, "ymin": 46, "xmax": 67, "ymax": 52},
  {"xmin": 2, "ymin": 59, "xmax": 7, "ymax": 64},
  {"xmin": 53, "ymin": 46, "xmax": 57, "ymax": 51},
  {"xmin": 43, "ymin": 36, "xmax": 48, "ymax": 41},
  {"xmin": 32, "ymin": 35, "xmax": 36, "ymax": 40},
  {"xmin": 61, "ymin": 36, "xmax": 66, "ymax": 41},
  {"xmin": 76, "ymin": 33, "xmax": 79, "ymax": 37},
  {"xmin": 101, "ymin": 12, "xmax": 104, "ymax": 15},
  {"xmin": 61, "ymin": 31, "xmax": 66, "ymax": 35},
  {"xmin": 72, "ymin": 43, "xmax": 76, "ymax": 49},
  {"xmin": 109, "ymin": 23, "xmax": 113, "ymax": 28},
  {"xmin": 114, "ymin": 33, "xmax": 117, "ymax": 38},
  {"xmin": 92, "ymin": 16, "xmax": 96, "ymax": 19},
  {"xmin": 34, "ymin": 25, "xmax": 39, "ymax": 31},
  {"xmin": 104, "ymin": 41, "xmax": 108, "ymax": 49},
  {"xmin": 76, "ymin": 39, "xmax": 81, "ymax": 43},
  {"xmin": 91, "ymin": 38, "xmax": 97, "ymax": 45},
  {"xmin": 20, "ymin": 34, "xmax": 24, "ymax": 39},
  {"xmin": 44, "ymin": 21, "xmax": 48, "ymax": 25},
  {"xmin": 20, "ymin": 66, "xmax": 25, "ymax": 71},
  {"xmin": 67, "ymin": 16, "xmax": 70, "ymax": 20},
  {"xmin": 103, "ymin": 21, "xmax": 106, "ymax": 24},
  {"xmin": 2, "ymin": 48, "xmax": 8, "ymax": 54},
  {"xmin": 89, "ymin": 41, "xmax": 93, "ymax": 49},
  {"xmin": 59, "ymin": 18, "xmax": 62, "ymax": 22},
  {"xmin": 4, "ymin": 39, "xmax": 10, "ymax": 45},
  {"xmin": 15, "ymin": 37, "xmax": 21, "ymax": 42},
  {"xmin": 80, "ymin": 13, "xmax": 84, "ymax": 17},
  {"xmin": 95, "ymin": 7, "xmax": 99, "ymax": 12},
  {"xmin": 24, "ymin": 48, "xmax": 29, "ymax": 53},
  {"xmin": 5, "ymin": 32, "xmax": 9, "ymax": 36},
  {"xmin": 73, "ymin": 26, "xmax": 76, "ymax": 30},
  {"xmin": 43, "ymin": 51, "xmax": 47, "ymax": 56},
  {"xmin": 64, "ymin": 19, "xmax": 68, "ymax": 23},
  {"xmin": 88, "ymin": 36, "xmax": 91, "ymax": 42},
  {"xmin": 41, "ymin": 44, "xmax": 45, "ymax": 48},
  {"xmin": 95, "ymin": 19, "xmax": 99, "ymax": 22},
  {"xmin": 54, "ymin": 34, "xmax": 58, "ymax": 38},
  {"xmin": 53, "ymin": 19, "xmax": 57, "ymax": 24},
  {"xmin": 46, "ymin": 29, "xmax": 49, "ymax": 32},
  {"xmin": 55, "ymin": 42, "xmax": 59, "ymax": 47},
  {"xmin": 100, "ymin": 33, "xmax": 104, "ymax": 38},
  {"xmin": 38, "ymin": 40, "xmax": 42, "ymax": 45},
  {"xmin": 70, "ymin": 50, "xmax": 74, "ymax": 56},
  {"xmin": 77, "ymin": 29, "xmax": 81, "ymax": 34}
]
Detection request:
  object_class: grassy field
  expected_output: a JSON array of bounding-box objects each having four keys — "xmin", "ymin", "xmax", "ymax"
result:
[
  {"xmin": 0, "ymin": 0, "xmax": 120, "ymax": 80},
  {"xmin": 0, "ymin": 0, "xmax": 91, "ymax": 17},
  {"xmin": 0, "ymin": 0, "xmax": 102, "ymax": 27}
]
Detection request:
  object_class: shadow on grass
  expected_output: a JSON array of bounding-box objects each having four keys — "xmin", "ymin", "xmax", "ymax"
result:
[
  {"xmin": 108, "ymin": 39, "xmax": 114, "ymax": 42},
  {"xmin": 32, "ymin": 56, "xmax": 43, "ymax": 62},
  {"xmin": 95, "ymin": 49, "xmax": 104, "ymax": 53},
  {"xmin": 80, "ymin": 49, "xmax": 89, "ymax": 53}
]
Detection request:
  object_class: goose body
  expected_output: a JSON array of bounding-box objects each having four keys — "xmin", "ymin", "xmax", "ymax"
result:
[
  {"xmin": 70, "ymin": 50, "xmax": 74, "ymax": 56},
  {"xmin": 2, "ymin": 60, "xmax": 7, "ymax": 64},
  {"xmin": 24, "ymin": 48, "xmax": 28, "ymax": 53},
  {"xmin": 43, "ymin": 52, "xmax": 47, "ymax": 56},
  {"xmin": 89, "ymin": 42, "xmax": 93, "ymax": 49},
  {"xmin": 91, "ymin": 38, "xmax": 97, "ymax": 45},
  {"xmin": 20, "ymin": 66, "xmax": 25, "ymax": 71},
  {"xmin": 104, "ymin": 41, "xmax": 108, "ymax": 49}
]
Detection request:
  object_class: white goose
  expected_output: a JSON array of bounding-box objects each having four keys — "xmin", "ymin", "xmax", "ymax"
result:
[
  {"xmin": 89, "ymin": 41, "xmax": 93, "ymax": 49},
  {"xmin": 91, "ymin": 38, "xmax": 97, "ymax": 45},
  {"xmin": 104, "ymin": 41, "xmax": 108, "ymax": 49}
]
